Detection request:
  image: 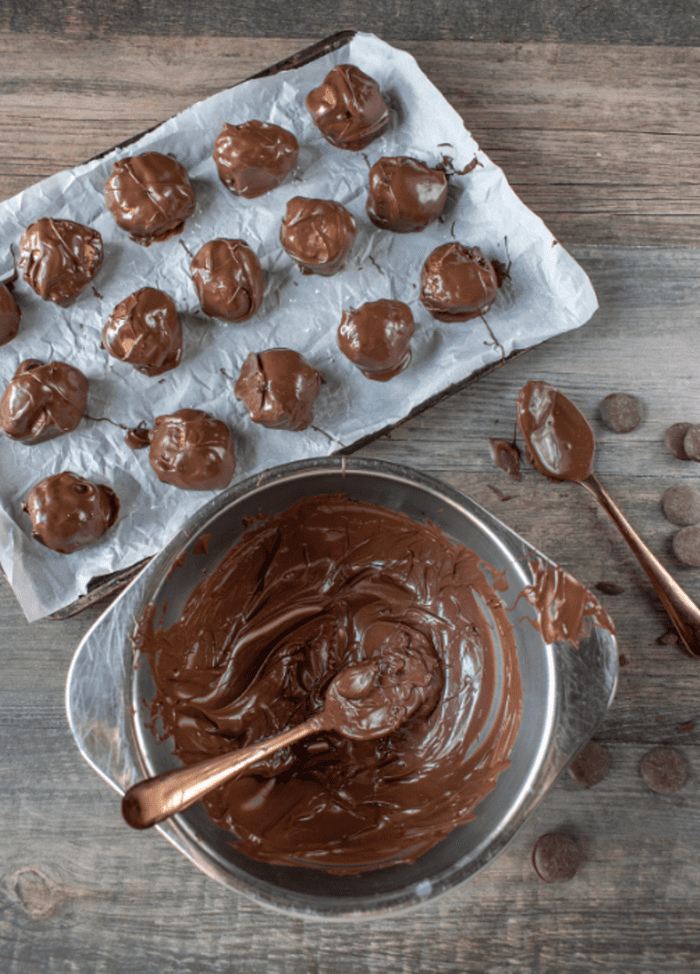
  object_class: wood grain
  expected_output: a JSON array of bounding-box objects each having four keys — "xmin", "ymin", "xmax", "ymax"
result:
[{"xmin": 1, "ymin": 32, "xmax": 700, "ymax": 974}]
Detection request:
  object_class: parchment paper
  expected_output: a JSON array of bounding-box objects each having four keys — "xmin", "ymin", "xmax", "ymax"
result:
[{"xmin": 0, "ymin": 32, "xmax": 597, "ymax": 621}]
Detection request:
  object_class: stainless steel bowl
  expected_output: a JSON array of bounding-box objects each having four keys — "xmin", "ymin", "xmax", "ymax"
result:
[{"xmin": 66, "ymin": 456, "xmax": 617, "ymax": 916}]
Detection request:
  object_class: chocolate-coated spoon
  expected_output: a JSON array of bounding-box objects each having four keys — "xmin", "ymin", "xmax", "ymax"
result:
[
  {"xmin": 517, "ymin": 380, "xmax": 700, "ymax": 657},
  {"xmin": 122, "ymin": 646, "xmax": 439, "ymax": 830}
]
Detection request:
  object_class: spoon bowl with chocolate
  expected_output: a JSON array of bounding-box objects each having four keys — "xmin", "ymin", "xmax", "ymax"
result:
[{"xmin": 517, "ymin": 380, "xmax": 700, "ymax": 657}]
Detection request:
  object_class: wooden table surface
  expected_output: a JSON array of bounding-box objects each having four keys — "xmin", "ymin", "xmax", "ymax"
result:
[{"xmin": 2, "ymin": 8, "xmax": 700, "ymax": 973}]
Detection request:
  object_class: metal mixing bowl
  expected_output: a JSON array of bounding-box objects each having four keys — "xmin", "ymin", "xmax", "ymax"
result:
[{"xmin": 67, "ymin": 456, "xmax": 618, "ymax": 916}]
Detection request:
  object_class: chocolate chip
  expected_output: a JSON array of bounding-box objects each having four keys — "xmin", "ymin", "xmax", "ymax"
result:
[
  {"xmin": 662, "ymin": 485, "xmax": 700, "ymax": 526},
  {"xmin": 672, "ymin": 525, "xmax": 700, "ymax": 567},
  {"xmin": 684, "ymin": 424, "xmax": 700, "ymax": 462},
  {"xmin": 599, "ymin": 393, "xmax": 644, "ymax": 433},
  {"xmin": 532, "ymin": 833, "xmax": 582, "ymax": 883},
  {"xmin": 569, "ymin": 739, "xmax": 610, "ymax": 788},
  {"xmin": 665, "ymin": 422, "xmax": 693, "ymax": 460},
  {"xmin": 640, "ymin": 746, "xmax": 690, "ymax": 794},
  {"xmin": 595, "ymin": 580, "xmax": 625, "ymax": 595}
]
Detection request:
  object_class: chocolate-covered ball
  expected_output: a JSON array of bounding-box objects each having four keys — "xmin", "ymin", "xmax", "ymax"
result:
[
  {"xmin": 234, "ymin": 348, "xmax": 325, "ymax": 432},
  {"xmin": 147, "ymin": 409, "xmax": 236, "ymax": 491},
  {"xmin": 420, "ymin": 243, "xmax": 500, "ymax": 322},
  {"xmin": 338, "ymin": 299, "xmax": 415, "ymax": 381},
  {"xmin": 0, "ymin": 359, "xmax": 88, "ymax": 444},
  {"xmin": 23, "ymin": 471, "xmax": 120, "ymax": 553},
  {"xmin": 367, "ymin": 157, "xmax": 448, "ymax": 232},
  {"xmin": 102, "ymin": 287, "xmax": 182, "ymax": 376},
  {"xmin": 190, "ymin": 238, "xmax": 264, "ymax": 321},
  {"xmin": 104, "ymin": 151, "xmax": 196, "ymax": 246},
  {"xmin": 0, "ymin": 284, "xmax": 21, "ymax": 345},
  {"xmin": 280, "ymin": 197, "xmax": 356, "ymax": 276},
  {"xmin": 306, "ymin": 64, "xmax": 390, "ymax": 151},
  {"xmin": 213, "ymin": 120, "xmax": 299, "ymax": 199},
  {"xmin": 18, "ymin": 218, "xmax": 103, "ymax": 305}
]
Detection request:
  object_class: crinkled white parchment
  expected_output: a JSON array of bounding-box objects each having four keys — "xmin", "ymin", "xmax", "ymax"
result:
[{"xmin": 0, "ymin": 32, "xmax": 597, "ymax": 621}]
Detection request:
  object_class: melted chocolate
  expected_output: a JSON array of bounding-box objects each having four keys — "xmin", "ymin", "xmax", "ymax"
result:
[
  {"xmin": 516, "ymin": 380, "xmax": 595, "ymax": 482},
  {"xmin": 280, "ymin": 197, "xmax": 356, "ymax": 276},
  {"xmin": 367, "ymin": 157, "xmax": 448, "ymax": 232},
  {"xmin": 0, "ymin": 359, "xmax": 88, "ymax": 444},
  {"xmin": 22, "ymin": 471, "xmax": 119, "ymax": 553},
  {"xmin": 213, "ymin": 120, "xmax": 299, "ymax": 199},
  {"xmin": 104, "ymin": 151, "xmax": 196, "ymax": 246},
  {"xmin": 147, "ymin": 409, "xmax": 236, "ymax": 491},
  {"xmin": 338, "ymin": 299, "xmax": 414, "ymax": 381},
  {"xmin": 18, "ymin": 218, "xmax": 103, "ymax": 305},
  {"xmin": 420, "ymin": 243, "xmax": 500, "ymax": 322},
  {"xmin": 0, "ymin": 284, "xmax": 21, "ymax": 345},
  {"xmin": 489, "ymin": 439, "xmax": 522, "ymax": 481},
  {"xmin": 102, "ymin": 287, "xmax": 183, "ymax": 376},
  {"xmin": 190, "ymin": 239, "xmax": 264, "ymax": 321},
  {"xmin": 134, "ymin": 495, "xmax": 523, "ymax": 873},
  {"xmin": 305, "ymin": 64, "xmax": 390, "ymax": 151},
  {"xmin": 234, "ymin": 348, "xmax": 325, "ymax": 431}
]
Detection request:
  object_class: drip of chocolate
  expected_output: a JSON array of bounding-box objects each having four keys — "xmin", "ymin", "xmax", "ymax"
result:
[
  {"xmin": 17, "ymin": 218, "xmax": 103, "ymax": 305},
  {"xmin": 0, "ymin": 284, "xmax": 21, "ymax": 345},
  {"xmin": 367, "ymin": 156, "xmax": 448, "ymax": 232},
  {"xmin": 102, "ymin": 287, "xmax": 183, "ymax": 376},
  {"xmin": 104, "ymin": 151, "xmax": 196, "ymax": 246},
  {"xmin": 234, "ymin": 348, "xmax": 325, "ymax": 431},
  {"xmin": 305, "ymin": 64, "xmax": 390, "ymax": 151},
  {"xmin": 337, "ymin": 299, "xmax": 414, "ymax": 381},
  {"xmin": 489, "ymin": 439, "xmax": 522, "ymax": 481},
  {"xmin": 419, "ymin": 243, "xmax": 500, "ymax": 322},
  {"xmin": 280, "ymin": 197, "xmax": 357, "ymax": 276},
  {"xmin": 147, "ymin": 409, "xmax": 236, "ymax": 491},
  {"xmin": 516, "ymin": 380, "xmax": 595, "ymax": 482},
  {"xmin": 190, "ymin": 239, "xmax": 264, "ymax": 321},
  {"xmin": 213, "ymin": 120, "xmax": 299, "ymax": 199},
  {"xmin": 134, "ymin": 495, "xmax": 523, "ymax": 873},
  {"xmin": 22, "ymin": 471, "xmax": 119, "ymax": 553},
  {"xmin": 0, "ymin": 359, "xmax": 88, "ymax": 444}
]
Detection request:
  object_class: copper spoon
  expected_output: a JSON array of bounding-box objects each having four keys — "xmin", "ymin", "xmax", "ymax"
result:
[
  {"xmin": 122, "ymin": 648, "xmax": 438, "ymax": 830},
  {"xmin": 516, "ymin": 380, "xmax": 700, "ymax": 658}
]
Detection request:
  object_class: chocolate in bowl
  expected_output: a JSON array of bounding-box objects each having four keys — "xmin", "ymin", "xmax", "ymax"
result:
[{"xmin": 67, "ymin": 458, "xmax": 617, "ymax": 916}]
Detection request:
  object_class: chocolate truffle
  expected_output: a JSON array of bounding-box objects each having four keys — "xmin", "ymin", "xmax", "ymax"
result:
[
  {"xmin": 23, "ymin": 471, "xmax": 119, "ymax": 553},
  {"xmin": 104, "ymin": 151, "xmax": 196, "ymax": 246},
  {"xmin": 18, "ymin": 218, "xmax": 103, "ymax": 305},
  {"xmin": 420, "ymin": 242, "xmax": 500, "ymax": 322},
  {"xmin": 306, "ymin": 64, "xmax": 390, "ymax": 151},
  {"xmin": 0, "ymin": 359, "xmax": 88, "ymax": 444},
  {"xmin": 234, "ymin": 348, "xmax": 325, "ymax": 431},
  {"xmin": 102, "ymin": 287, "xmax": 182, "ymax": 376},
  {"xmin": 367, "ymin": 157, "xmax": 449, "ymax": 232},
  {"xmin": 0, "ymin": 284, "xmax": 21, "ymax": 345},
  {"xmin": 213, "ymin": 120, "xmax": 299, "ymax": 199},
  {"xmin": 190, "ymin": 238, "xmax": 264, "ymax": 322},
  {"xmin": 147, "ymin": 409, "xmax": 236, "ymax": 491},
  {"xmin": 338, "ymin": 299, "xmax": 414, "ymax": 381},
  {"xmin": 280, "ymin": 197, "xmax": 356, "ymax": 276}
]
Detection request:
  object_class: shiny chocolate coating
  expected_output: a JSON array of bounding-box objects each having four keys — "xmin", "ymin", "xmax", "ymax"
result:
[
  {"xmin": 102, "ymin": 287, "xmax": 183, "ymax": 376},
  {"xmin": 213, "ymin": 120, "xmax": 299, "ymax": 199},
  {"xmin": 280, "ymin": 197, "xmax": 356, "ymax": 276},
  {"xmin": 148, "ymin": 409, "xmax": 236, "ymax": 491},
  {"xmin": 338, "ymin": 299, "xmax": 414, "ymax": 381},
  {"xmin": 419, "ymin": 242, "xmax": 500, "ymax": 322},
  {"xmin": 367, "ymin": 157, "xmax": 448, "ymax": 232},
  {"xmin": 104, "ymin": 151, "xmax": 196, "ymax": 246},
  {"xmin": 23, "ymin": 471, "xmax": 120, "ymax": 553},
  {"xmin": 0, "ymin": 359, "xmax": 88, "ymax": 444},
  {"xmin": 190, "ymin": 238, "xmax": 264, "ymax": 321},
  {"xmin": 17, "ymin": 218, "xmax": 103, "ymax": 305},
  {"xmin": 234, "ymin": 348, "xmax": 325, "ymax": 431},
  {"xmin": 0, "ymin": 284, "xmax": 21, "ymax": 345},
  {"xmin": 516, "ymin": 380, "xmax": 595, "ymax": 483},
  {"xmin": 305, "ymin": 64, "xmax": 390, "ymax": 151}
]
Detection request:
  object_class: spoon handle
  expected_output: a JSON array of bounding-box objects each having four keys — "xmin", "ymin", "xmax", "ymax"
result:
[
  {"xmin": 122, "ymin": 713, "xmax": 327, "ymax": 830},
  {"xmin": 582, "ymin": 473, "xmax": 700, "ymax": 657}
]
